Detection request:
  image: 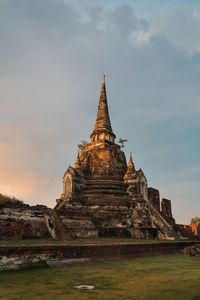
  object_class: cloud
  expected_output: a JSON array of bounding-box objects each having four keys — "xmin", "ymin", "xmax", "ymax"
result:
[
  {"xmin": 0, "ymin": 0, "xmax": 199, "ymax": 223},
  {"xmin": 130, "ymin": 4, "xmax": 200, "ymax": 53}
]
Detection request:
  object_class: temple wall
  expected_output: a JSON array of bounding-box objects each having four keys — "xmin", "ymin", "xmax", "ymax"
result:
[
  {"xmin": 0, "ymin": 205, "xmax": 50, "ymax": 239},
  {"xmin": 0, "ymin": 241, "xmax": 199, "ymax": 271},
  {"xmin": 140, "ymin": 180, "xmax": 148, "ymax": 201}
]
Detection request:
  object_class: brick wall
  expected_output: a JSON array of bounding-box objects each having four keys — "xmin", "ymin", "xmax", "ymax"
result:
[{"xmin": 0, "ymin": 241, "xmax": 199, "ymax": 259}]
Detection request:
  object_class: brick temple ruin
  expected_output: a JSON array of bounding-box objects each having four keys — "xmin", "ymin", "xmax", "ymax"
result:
[
  {"xmin": 0, "ymin": 77, "xmax": 199, "ymax": 241},
  {"xmin": 49, "ymin": 76, "xmax": 180, "ymax": 240}
]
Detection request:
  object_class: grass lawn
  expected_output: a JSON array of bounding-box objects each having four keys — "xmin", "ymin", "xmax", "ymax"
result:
[{"xmin": 0, "ymin": 255, "xmax": 200, "ymax": 300}]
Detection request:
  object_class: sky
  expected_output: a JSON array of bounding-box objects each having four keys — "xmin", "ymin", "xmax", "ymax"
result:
[{"xmin": 0, "ymin": 0, "xmax": 200, "ymax": 223}]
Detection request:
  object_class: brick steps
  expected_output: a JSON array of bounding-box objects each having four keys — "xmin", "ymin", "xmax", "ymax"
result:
[
  {"xmin": 83, "ymin": 195, "xmax": 131, "ymax": 206},
  {"xmin": 83, "ymin": 179, "xmax": 128, "ymax": 197},
  {"xmin": 84, "ymin": 189, "xmax": 128, "ymax": 196},
  {"xmin": 147, "ymin": 202, "xmax": 177, "ymax": 239},
  {"xmin": 45, "ymin": 208, "xmax": 72, "ymax": 240}
]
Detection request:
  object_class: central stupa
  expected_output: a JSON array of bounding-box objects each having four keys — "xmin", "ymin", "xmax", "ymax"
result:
[
  {"xmin": 54, "ymin": 76, "xmax": 177, "ymax": 239},
  {"xmin": 75, "ymin": 75, "xmax": 128, "ymax": 204}
]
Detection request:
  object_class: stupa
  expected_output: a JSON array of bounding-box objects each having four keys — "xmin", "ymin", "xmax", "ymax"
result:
[{"xmin": 54, "ymin": 76, "xmax": 177, "ymax": 239}]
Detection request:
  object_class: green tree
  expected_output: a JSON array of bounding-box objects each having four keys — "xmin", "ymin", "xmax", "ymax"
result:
[{"xmin": 190, "ymin": 217, "xmax": 200, "ymax": 225}]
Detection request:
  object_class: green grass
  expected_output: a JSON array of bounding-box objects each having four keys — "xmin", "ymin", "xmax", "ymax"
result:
[{"xmin": 0, "ymin": 255, "xmax": 200, "ymax": 300}]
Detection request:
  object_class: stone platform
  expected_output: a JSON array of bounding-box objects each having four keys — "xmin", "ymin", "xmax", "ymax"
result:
[{"xmin": 0, "ymin": 240, "xmax": 199, "ymax": 271}]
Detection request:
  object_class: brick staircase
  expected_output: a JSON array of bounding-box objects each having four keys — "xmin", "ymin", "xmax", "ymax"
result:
[
  {"xmin": 147, "ymin": 201, "xmax": 177, "ymax": 239},
  {"xmin": 45, "ymin": 208, "xmax": 72, "ymax": 240},
  {"xmin": 83, "ymin": 194, "xmax": 131, "ymax": 206}
]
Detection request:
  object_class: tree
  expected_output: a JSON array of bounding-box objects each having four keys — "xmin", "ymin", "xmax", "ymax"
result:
[{"xmin": 190, "ymin": 217, "xmax": 200, "ymax": 225}]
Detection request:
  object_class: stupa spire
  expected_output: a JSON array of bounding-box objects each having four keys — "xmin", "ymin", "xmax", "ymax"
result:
[
  {"xmin": 91, "ymin": 75, "xmax": 116, "ymax": 142},
  {"xmin": 127, "ymin": 152, "xmax": 135, "ymax": 174},
  {"xmin": 129, "ymin": 152, "xmax": 133, "ymax": 164}
]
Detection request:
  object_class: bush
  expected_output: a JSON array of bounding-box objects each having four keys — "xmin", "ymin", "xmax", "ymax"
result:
[{"xmin": 0, "ymin": 193, "xmax": 24, "ymax": 207}]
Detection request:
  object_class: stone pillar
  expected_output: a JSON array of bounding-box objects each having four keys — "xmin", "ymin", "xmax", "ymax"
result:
[
  {"xmin": 148, "ymin": 188, "xmax": 160, "ymax": 211},
  {"xmin": 161, "ymin": 199, "xmax": 172, "ymax": 217}
]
